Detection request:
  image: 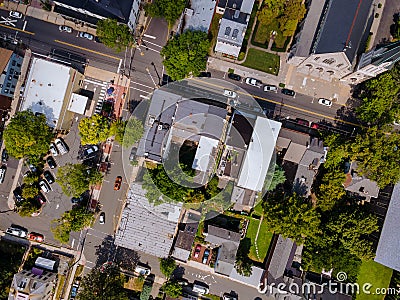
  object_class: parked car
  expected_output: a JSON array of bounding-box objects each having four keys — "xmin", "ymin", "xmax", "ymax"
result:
[
  {"xmin": 245, "ymin": 77, "xmax": 262, "ymax": 87},
  {"xmin": 99, "ymin": 212, "xmax": 105, "ymax": 224},
  {"xmin": 296, "ymin": 118, "xmax": 310, "ymax": 127},
  {"xmin": 6, "ymin": 227, "xmax": 27, "ymax": 238},
  {"xmin": 55, "ymin": 138, "xmax": 69, "ymax": 155},
  {"xmin": 71, "ymin": 196, "xmax": 83, "ymax": 204},
  {"xmin": 46, "ymin": 156, "xmax": 57, "ymax": 169},
  {"xmin": 49, "ymin": 143, "xmax": 59, "ymax": 156},
  {"xmin": 318, "ymin": 98, "xmax": 332, "ymax": 107},
  {"xmin": 83, "ymin": 145, "xmax": 99, "ymax": 157},
  {"xmin": 129, "ymin": 147, "xmax": 137, "ymax": 162},
  {"xmin": 228, "ymin": 73, "xmax": 241, "ymax": 81},
  {"xmin": 281, "ymin": 88, "xmax": 296, "ymax": 97},
  {"xmin": 263, "ymin": 84, "xmax": 278, "ymax": 93},
  {"xmin": 114, "ymin": 176, "xmax": 122, "ymax": 191},
  {"xmin": 193, "ymin": 282, "xmax": 209, "ymax": 295},
  {"xmin": 223, "ymin": 293, "xmax": 238, "ymax": 300},
  {"xmin": 70, "ymin": 282, "xmax": 79, "ymax": 299},
  {"xmin": 199, "ymin": 71, "xmax": 211, "ymax": 78},
  {"xmin": 202, "ymin": 249, "xmax": 210, "ymax": 264},
  {"xmin": 79, "ymin": 32, "xmax": 94, "ymax": 40},
  {"xmin": 223, "ymin": 89, "xmax": 237, "ymax": 98},
  {"xmin": 194, "ymin": 244, "xmax": 201, "ymax": 258},
  {"xmin": 59, "ymin": 25, "xmax": 72, "ymax": 33},
  {"xmin": 28, "ymin": 163, "xmax": 38, "ymax": 173},
  {"xmin": 27, "ymin": 232, "xmax": 44, "ymax": 242},
  {"xmin": 43, "ymin": 170, "xmax": 55, "ymax": 184},
  {"xmin": 35, "ymin": 193, "xmax": 46, "ymax": 206},
  {"xmin": 13, "ymin": 187, "xmax": 25, "ymax": 205},
  {"xmin": 135, "ymin": 265, "xmax": 151, "ymax": 276},
  {"xmin": 0, "ymin": 166, "xmax": 6, "ymax": 184},
  {"xmin": 2, "ymin": 148, "xmax": 9, "ymax": 163},
  {"xmin": 9, "ymin": 11, "xmax": 23, "ymax": 19},
  {"xmin": 39, "ymin": 180, "xmax": 51, "ymax": 193}
]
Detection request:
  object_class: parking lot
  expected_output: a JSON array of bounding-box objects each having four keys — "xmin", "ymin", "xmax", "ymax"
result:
[{"xmin": 191, "ymin": 244, "xmax": 212, "ymax": 265}]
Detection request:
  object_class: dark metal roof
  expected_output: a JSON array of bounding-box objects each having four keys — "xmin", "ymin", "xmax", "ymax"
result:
[{"xmin": 312, "ymin": 0, "xmax": 373, "ymax": 63}]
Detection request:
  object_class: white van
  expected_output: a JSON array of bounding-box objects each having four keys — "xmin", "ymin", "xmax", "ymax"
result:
[{"xmin": 193, "ymin": 283, "xmax": 209, "ymax": 295}]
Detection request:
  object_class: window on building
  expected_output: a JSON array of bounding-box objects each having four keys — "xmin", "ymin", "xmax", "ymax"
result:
[
  {"xmin": 224, "ymin": 27, "xmax": 231, "ymax": 36},
  {"xmin": 336, "ymin": 63, "xmax": 344, "ymax": 68},
  {"xmin": 17, "ymin": 63, "xmax": 21, "ymax": 67},
  {"xmin": 11, "ymin": 60, "xmax": 16, "ymax": 66},
  {"xmin": 6, "ymin": 83, "xmax": 11, "ymax": 88},
  {"xmin": 232, "ymin": 29, "xmax": 239, "ymax": 39},
  {"xmin": 322, "ymin": 58, "xmax": 335, "ymax": 65},
  {"xmin": 314, "ymin": 56, "xmax": 320, "ymax": 61}
]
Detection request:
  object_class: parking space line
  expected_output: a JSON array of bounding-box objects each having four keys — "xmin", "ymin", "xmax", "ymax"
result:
[
  {"xmin": 142, "ymin": 39, "xmax": 163, "ymax": 48},
  {"xmin": 54, "ymin": 40, "xmax": 120, "ymax": 60},
  {"xmin": 143, "ymin": 34, "xmax": 156, "ymax": 39}
]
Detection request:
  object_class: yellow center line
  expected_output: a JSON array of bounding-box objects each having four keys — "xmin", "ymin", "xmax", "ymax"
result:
[
  {"xmin": 54, "ymin": 39, "xmax": 120, "ymax": 61},
  {"xmin": 190, "ymin": 78, "xmax": 362, "ymax": 128},
  {"xmin": 0, "ymin": 23, "xmax": 35, "ymax": 35}
]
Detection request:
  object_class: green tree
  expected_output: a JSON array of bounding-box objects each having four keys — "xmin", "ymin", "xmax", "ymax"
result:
[
  {"xmin": 159, "ymin": 257, "xmax": 176, "ymax": 279},
  {"xmin": 350, "ymin": 126, "xmax": 400, "ymax": 188},
  {"xmin": 161, "ymin": 280, "xmax": 182, "ymax": 298},
  {"xmin": 96, "ymin": 19, "xmax": 133, "ymax": 52},
  {"xmin": 110, "ymin": 120, "xmax": 126, "ymax": 145},
  {"xmin": 78, "ymin": 115, "xmax": 110, "ymax": 145},
  {"xmin": 265, "ymin": 165, "xmax": 286, "ymax": 191},
  {"xmin": 263, "ymin": 193, "xmax": 321, "ymax": 244},
  {"xmin": 77, "ymin": 264, "xmax": 128, "ymax": 300},
  {"xmin": 140, "ymin": 284, "xmax": 152, "ymax": 300},
  {"xmin": 3, "ymin": 111, "xmax": 52, "ymax": 160},
  {"xmin": 121, "ymin": 117, "xmax": 144, "ymax": 148},
  {"xmin": 23, "ymin": 173, "xmax": 39, "ymax": 186},
  {"xmin": 145, "ymin": 0, "xmax": 186, "ymax": 27},
  {"xmin": 356, "ymin": 72, "xmax": 400, "ymax": 125},
  {"xmin": 315, "ymin": 167, "xmax": 346, "ymax": 211},
  {"xmin": 161, "ymin": 30, "xmax": 210, "ymax": 80},
  {"xmin": 257, "ymin": 0, "xmax": 285, "ymax": 25},
  {"xmin": 18, "ymin": 200, "xmax": 40, "ymax": 217},
  {"xmin": 22, "ymin": 185, "xmax": 39, "ymax": 200},
  {"xmin": 278, "ymin": 0, "xmax": 306, "ymax": 37},
  {"xmin": 57, "ymin": 163, "xmax": 103, "ymax": 197},
  {"xmin": 234, "ymin": 238, "xmax": 253, "ymax": 277}
]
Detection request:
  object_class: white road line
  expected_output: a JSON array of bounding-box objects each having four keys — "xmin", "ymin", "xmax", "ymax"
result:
[
  {"xmin": 146, "ymin": 47, "xmax": 161, "ymax": 53},
  {"xmin": 131, "ymin": 81, "xmax": 154, "ymax": 90},
  {"xmin": 140, "ymin": 94, "xmax": 150, "ymax": 99},
  {"xmin": 131, "ymin": 87, "xmax": 151, "ymax": 93},
  {"xmin": 71, "ymin": 238, "xmax": 75, "ymax": 248},
  {"xmin": 117, "ymin": 58, "xmax": 122, "ymax": 74},
  {"xmin": 84, "ymin": 79, "xmax": 107, "ymax": 87},
  {"xmin": 143, "ymin": 34, "xmax": 156, "ymax": 39},
  {"xmin": 22, "ymin": 20, "xmax": 27, "ymax": 31},
  {"xmin": 143, "ymin": 39, "xmax": 163, "ymax": 48}
]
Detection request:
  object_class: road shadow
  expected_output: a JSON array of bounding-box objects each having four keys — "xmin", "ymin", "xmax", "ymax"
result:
[
  {"xmin": 114, "ymin": 246, "xmax": 141, "ymax": 272},
  {"xmin": 94, "ymin": 235, "xmax": 116, "ymax": 267}
]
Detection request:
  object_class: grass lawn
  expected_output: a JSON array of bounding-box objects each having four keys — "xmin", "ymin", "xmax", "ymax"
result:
[
  {"xmin": 242, "ymin": 48, "xmax": 280, "ymax": 75},
  {"xmin": 246, "ymin": 218, "xmax": 273, "ymax": 263},
  {"xmin": 356, "ymin": 260, "xmax": 392, "ymax": 300},
  {"xmin": 252, "ymin": 202, "xmax": 264, "ymax": 217},
  {"xmin": 253, "ymin": 22, "xmax": 271, "ymax": 45},
  {"xmin": 209, "ymin": 14, "xmax": 222, "ymax": 54}
]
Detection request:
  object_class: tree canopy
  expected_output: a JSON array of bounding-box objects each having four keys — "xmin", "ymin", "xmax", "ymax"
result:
[
  {"xmin": 57, "ymin": 163, "xmax": 103, "ymax": 197},
  {"xmin": 145, "ymin": 0, "xmax": 187, "ymax": 27},
  {"xmin": 265, "ymin": 165, "xmax": 286, "ymax": 191},
  {"xmin": 159, "ymin": 257, "xmax": 176, "ymax": 279},
  {"xmin": 235, "ymin": 238, "xmax": 253, "ymax": 277},
  {"xmin": 96, "ymin": 18, "xmax": 133, "ymax": 52},
  {"xmin": 161, "ymin": 280, "xmax": 182, "ymax": 298},
  {"xmin": 121, "ymin": 117, "xmax": 144, "ymax": 148},
  {"xmin": 3, "ymin": 111, "xmax": 52, "ymax": 160},
  {"xmin": 77, "ymin": 264, "xmax": 128, "ymax": 300},
  {"xmin": 78, "ymin": 115, "xmax": 110, "ymax": 145},
  {"xmin": 161, "ymin": 30, "xmax": 210, "ymax": 80}
]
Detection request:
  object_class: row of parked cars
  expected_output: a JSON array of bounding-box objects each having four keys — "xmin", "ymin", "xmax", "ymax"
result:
[{"xmin": 6, "ymin": 226, "xmax": 44, "ymax": 242}]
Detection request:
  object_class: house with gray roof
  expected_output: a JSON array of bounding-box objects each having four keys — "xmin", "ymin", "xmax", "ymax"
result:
[
  {"xmin": 343, "ymin": 161, "xmax": 379, "ymax": 201},
  {"xmin": 289, "ymin": 0, "xmax": 374, "ymax": 82},
  {"xmin": 205, "ymin": 225, "xmax": 241, "ymax": 246},
  {"xmin": 214, "ymin": 0, "xmax": 255, "ymax": 58},
  {"xmin": 183, "ymin": 0, "xmax": 217, "ymax": 32}
]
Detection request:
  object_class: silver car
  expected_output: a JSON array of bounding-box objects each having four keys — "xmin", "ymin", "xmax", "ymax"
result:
[
  {"xmin": 59, "ymin": 25, "xmax": 73, "ymax": 33},
  {"xmin": 79, "ymin": 32, "xmax": 94, "ymax": 40}
]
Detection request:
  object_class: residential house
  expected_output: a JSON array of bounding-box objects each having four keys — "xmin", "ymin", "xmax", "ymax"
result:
[
  {"xmin": 343, "ymin": 161, "xmax": 379, "ymax": 201},
  {"xmin": 214, "ymin": 0, "xmax": 255, "ymax": 58},
  {"xmin": 183, "ymin": 0, "xmax": 217, "ymax": 32},
  {"xmin": 8, "ymin": 269, "xmax": 57, "ymax": 300},
  {"xmin": 20, "ymin": 57, "xmax": 86, "ymax": 131},
  {"xmin": 53, "ymin": 0, "xmax": 141, "ymax": 31},
  {"xmin": 289, "ymin": 0, "xmax": 374, "ymax": 82},
  {"xmin": 0, "ymin": 48, "xmax": 23, "ymax": 101}
]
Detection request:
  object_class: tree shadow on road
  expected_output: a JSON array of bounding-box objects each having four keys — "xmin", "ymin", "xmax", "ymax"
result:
[{"xmin": 94, "ymin": 235, "xmax": 116, "ymax": 267}]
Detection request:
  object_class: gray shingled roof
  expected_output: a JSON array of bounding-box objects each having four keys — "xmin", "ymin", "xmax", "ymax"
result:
[
  {"xmin": 205, "ymin": 225, "xmax": 241, "ymax": 246},
  {"xmin": 268, "ymin": 235, "xmax": 297, "ymax": 280},
  {"xmin": 358, "ymin": 40, "xmax": 400, "ymax": 70},
  {"xmin": 215, "ymin": 241, "xmax": 238, "ymax": 276}
]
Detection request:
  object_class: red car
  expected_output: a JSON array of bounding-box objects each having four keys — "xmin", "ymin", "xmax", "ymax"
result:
[
  {"xmin": 114, "ymin": 176, "xmax": 122, "ymax": 191},
  {"xmin": 194, "ymin": 244, "xmax": 201, "ymax": 258},
  {"xmin": 28, "ymin": 232, "xmax": 44, "ymax": 243}
]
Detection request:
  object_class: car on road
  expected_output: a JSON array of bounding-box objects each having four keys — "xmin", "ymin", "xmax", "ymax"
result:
[
  {"xmin": 228, "ymin": 73, "xmax": 241, "ymax": 81},
  {"xmin": 223, "ymin": 89, "xmax": 237, "ymax": 98},
  {"xmin": 129, "ymin": 147, "xmax": 137, "ymax": 162},
  {"xmin": 59, "ymin": 25, "xmax": 73, "ymax": 33},
  {"xmin": 281, "ymin": 88, "xmax": 296, "ymax": 97},
  {"xmin": 99, "ymin": 212, "xmax": 105, "ymax": 224},
  {"xmin": 9, "ymin": 11, "xmax": 23, "ymax": 19},
  {"xmin": 83, "ymin": 145, "xmax": 99, "ymax": 157},
  {"xmin": 43, "ymin": 170, "xmax": 55, "ymax": 184},
  {"xmin": 202, "ymin": 249, "xmax": 210, "ymax": 264},
  {"xmin": 49, "ymin": 143, "xmax": 59, "ymax": 156},
  {"xmin": 245, "ymin": 77, "xmax": 262, "ymax": 88},
  {"xmin": 46, "ymin": 156, "xmax": 57, "ymax": 169},
  {"xmin": 0, "ymin": 166, "xmax": 6, "ymax": 184},
  {"xmin": 39, "ymin": 180, "xmax": 51, "ymax": 193},
  {"xmin": 79, "ymin": 32, "xmax": 94, "ymax": 40},
  {"xmin": 6, "ymin": 227, "xmax": 27, "ymax": 238},
  {"xmin": 318, "ymin": 98, "xmax": 332, "ymax": 107},
  {"xmin": 296, "ymin": 118, "xmax": 310, "ymax": 127},
  {"xmin": 55, "ymin": 138, "xmax": 69, "ymax": 155},
  {"xmin": 27, "ymin": 232, "xmax": 44, "ymax": 242},
  {"xmin": 194, "ymin": 244, "xmax": 201, "ymax": 258},
  {"xmin": 114, "ymin": 176, "xmax": 122, "ymax": 191},
  {"xmin": 223, "ymin": 293, "xmax": 238, "ymax": 300},
  {"xmin": 199, "ymin": 71, "xmax": 211, "ymax": 78},
  {"xmin": 2, "ymin": 148, "xmax": 9, "ymax": 163},
  {"xmin": 135, "ymin": 265, "xmax": 151, "ymax": 276},
  {"xmin": 70, "ymin": 282, "xmax": 79, "ymax": 299},
  {"xmin": 263, "ymin": 84, "xmax": 278, "ymax": 93}
]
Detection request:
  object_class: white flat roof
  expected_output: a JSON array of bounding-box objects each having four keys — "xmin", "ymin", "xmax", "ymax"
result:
[
  {"xmin": 192, "ymin": 136, "xmax": 219, "ymax": 172},
  {"xmin": 237, "ymin": 117, "xmax": 281, "ymax": 191},
  {"xmin": 68, "ymin": 93, "xmax": 88, "ymax": 114},
  {"xmin": 22, "ymin": 58, "xmax": 71, "ymax": 127},
  {"xmin": 183, "ymin": 0, "xmax": 217, "ymax": 32}
]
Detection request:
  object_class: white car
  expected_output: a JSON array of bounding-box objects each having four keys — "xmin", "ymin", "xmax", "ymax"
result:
[
  {"xmin": 99, "ymin": 212, "xmax": 105, "ymax": 224},
  {"xmin": 318, "ymin": 98, "xmax": 332, "ymax": 107},
  {"xmin": 79, "ymin": 32, "xmax": 94, "ymax": 40},
  {"xmin": 55, "ymin": 138, "xmax": 68, "ymax": 155},
  {"xmin": 223, "ymin": 89, "xmax": 237, "ymax": 98},
  {"xmin": 263, "ymin": 84, "xmax": 278, "ymax": 93},
  {"xmin": 9, "ymin": 11, "xmax": 23, "ymax": 19},
  {"xmin": 39, "ymin": 180, "xmax": 51, "ymax": 193},
  {"xmin": 49, "ymin": 143, "xmax": 59, "ymax": 156},
  {"xmin": 245, "ymin": 77, "xmax": 262, "ymax": 88},
  {"xmin": 135, "ymin": 265, "xmax": 150, "ymax": 276},
  {"xmin": 59, "ymin": 25, "xmax": 73, "ymax": 33}
]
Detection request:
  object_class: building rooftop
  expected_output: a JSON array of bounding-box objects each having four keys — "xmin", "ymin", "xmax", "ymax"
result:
[
  {"xmin": 267, "ymin": 235, "xmax": 297, "ymax": 280},
  {"xmin": 183, "ymin": 0, "xmax": 217, "ymax": 32},
  {"xmin": 115, "ymin": 184, "xmax": 182, "ymax": 258},
  {"xmin": 192, "ymin": 136, "xmax": 219, "ymax": 172},
  {"xmin": 68, "ymin": 93, "xmax": 88, "ymax": 115},
  {"xmin": 21, "ymin": 58, "xmax": 71, "ymax": 128},
  {"xmin": 205, "ymin": 225, "xmax": 241, "ymax": 246},
  {"xmin": 215, "ymin": 241, "xmax": 239, "ymax": 276},
  {"xmin": 312, "ymin": 0, "xmax": 374, "ymax": 63},
  {"xmin": 283, "ymin": 142, "xmax": 307, "ymax": 164}
]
